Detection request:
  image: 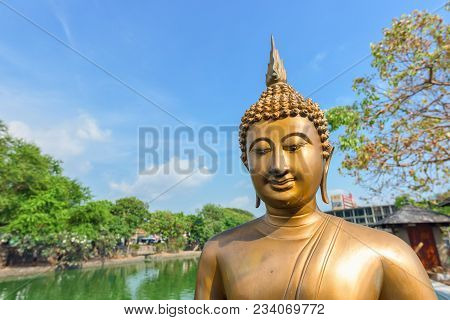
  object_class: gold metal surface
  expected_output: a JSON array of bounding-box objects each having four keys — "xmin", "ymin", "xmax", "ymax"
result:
[{"xmin": 194, "ymin": 37, "xmax": 437, "ymax": 300}]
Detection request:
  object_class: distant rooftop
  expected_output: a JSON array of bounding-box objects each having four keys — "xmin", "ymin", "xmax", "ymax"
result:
[
  {"xmin": 438, "ymin": 198, "xmax": 450, "ymax": 207},
  {"xmin": 376, "ymin": 205, "xmax": 450, "ymax": 226}
]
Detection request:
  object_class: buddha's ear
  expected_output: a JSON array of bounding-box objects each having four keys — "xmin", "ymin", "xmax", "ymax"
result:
[
  {"xmin": 242, "ymin": 154, "xmax": 250, "ymax": 172},
  {"xmin": 320, "ymin": 147, "xmax": 334, "ymax": 204}
]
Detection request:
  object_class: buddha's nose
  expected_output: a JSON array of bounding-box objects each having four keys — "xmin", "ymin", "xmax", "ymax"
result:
[{"xmin": 268, "ymin": 148, "xmax": 289, "ymax": 178}]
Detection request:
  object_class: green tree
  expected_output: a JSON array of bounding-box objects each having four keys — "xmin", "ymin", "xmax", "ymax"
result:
[
  {"xmin": 144, "ymin": 211, "xmax": 190, "ymax": 252},
  {"xmin": 394, "ymin": 190, "xmax": 450, "ymax": 216},
  {"xmin": 189, "ymin": 204, "xmax": 253, "ymax": 248},
  {"xmin": 0, "ymin": 121, "xmax": 90, "ymax": 226},
  {"xmin": 326, "ymin": 10, "xmax": 449, "ymax": 198},
  {"xmin": 0, "ymin": 121, "xmax": 93, "ymax": 264},
  {"xmin": 225, "ymin": 207, "xmax": 255, "ymax": 218},
  {"xmin": 0, "ymin": 121, "xmax": 154, "ymax": 266},
  {"xmin": 111, "ymin": 197, "xmax": 149, "ymax": 243},
  {"xmin": 67, "ymin": 200, "xmax": 114, "ymax": 240},
  {"xmin": 65, "ymin": 200, "xmax": 124, "ymax": 262}
]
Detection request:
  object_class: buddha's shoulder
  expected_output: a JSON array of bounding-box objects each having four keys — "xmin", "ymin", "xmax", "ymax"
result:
[
  {"xmin": 337, "ymin": 216, "xmax": 432, "ymax": 291},
  {"xmin": 335, "ymin": 216, "xmax": 418, "ymax": 261}
]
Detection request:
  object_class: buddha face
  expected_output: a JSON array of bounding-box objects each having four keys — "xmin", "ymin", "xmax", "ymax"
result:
[{"xmin": 245, "ymin": 116, "xmax": 326, "ymax": 209}]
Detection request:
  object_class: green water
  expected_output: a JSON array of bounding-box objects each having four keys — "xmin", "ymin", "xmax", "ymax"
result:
[{"xmin": 0, "ymin": 257, "xmax": 199, "ymax": 300}]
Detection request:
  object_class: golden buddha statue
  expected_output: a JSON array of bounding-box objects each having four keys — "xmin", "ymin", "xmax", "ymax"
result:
[{"xmin": 194, "ymin": 37, "xmax": 437, "ymax": 300}]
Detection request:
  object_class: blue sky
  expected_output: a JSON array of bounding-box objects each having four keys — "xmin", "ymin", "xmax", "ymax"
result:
[{"xmin": 0, "ymin": 0, "xmax": 447, "ymax": 215}]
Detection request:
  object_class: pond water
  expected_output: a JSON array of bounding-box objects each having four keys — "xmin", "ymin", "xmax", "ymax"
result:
[{"xmin": 0, "ymin": 257, "xmax": 199, "ymax": 300}]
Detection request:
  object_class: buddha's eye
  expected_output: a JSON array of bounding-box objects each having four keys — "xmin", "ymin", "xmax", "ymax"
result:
[
  {"xmin": 283, "ymin": 143, "xmax": 305, "ymax": 152},
  {"xmin": 253, "ymin": 148, "xmax": 271, "ymax": 155}
]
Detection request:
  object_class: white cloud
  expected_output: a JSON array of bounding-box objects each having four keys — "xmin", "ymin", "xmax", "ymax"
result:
[
  {"xmin": 110, "ymin": 157, "xmax": 213, "ymax": 201},
  {"xmin": 48, "ymin": 0, "xmax": 75, "ymax": 46},
  {"xmin": 7, "ymin": 113, "xmax": 111, "ymax": 159},
  {"xmin": 228, "ymin": 196, "xmax": 250, "ymax": 208},
  {"xmin": 76, "ymin": 113, "xmax": 111, "ymax": 141},
  {"xmin": 311, "ymin": 52, "xmax": 327, "ymax": 70}
]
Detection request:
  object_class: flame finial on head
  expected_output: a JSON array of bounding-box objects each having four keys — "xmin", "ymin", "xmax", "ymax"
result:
[
  {"xmin": 239, "ymin": 36, "xmax": 333, "ymax": 166},
  {"xmin": 265, "ymin": 35, "xmax": 287, "ymax": 86}
]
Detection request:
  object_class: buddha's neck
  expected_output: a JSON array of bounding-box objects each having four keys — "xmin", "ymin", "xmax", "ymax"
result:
[{"xmin": 264, "ymin": 198, "xmax": 321, "ymax": 227}]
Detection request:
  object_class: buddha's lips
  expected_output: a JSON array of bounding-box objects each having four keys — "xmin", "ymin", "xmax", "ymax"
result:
[
  {"xmin": 268, "ymin": 178, "xmax": 295, "ymax": 191},
  {"xmin": 268, "ymin": 178, "xmax": 295, "ymax": 185}
]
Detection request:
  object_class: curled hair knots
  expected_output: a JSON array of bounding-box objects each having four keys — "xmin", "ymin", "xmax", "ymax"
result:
[{"xmin": 238, "ymin": 83, "xmax": 332, "ymax": 164}]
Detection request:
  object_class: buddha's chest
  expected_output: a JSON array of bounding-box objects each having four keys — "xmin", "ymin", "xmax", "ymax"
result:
[
  {"xmin": 217, "ymin": 238, "xmax": 382, "ymax": 299},
  {"xmin": 218, "ymin": 240, "xmax": 301, "ymax": 299}
]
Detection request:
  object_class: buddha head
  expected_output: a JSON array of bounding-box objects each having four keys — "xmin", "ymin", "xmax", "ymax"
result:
[{"xmin": 239, "ymin": 37, "xmax": 333, "ymax": 210}]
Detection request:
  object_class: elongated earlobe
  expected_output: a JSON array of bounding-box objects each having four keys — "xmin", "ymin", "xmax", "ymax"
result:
[
  {"xmin": 255, "ymin": 194, "xmax": 261, "ymax": 208},
  {"xmin": 320, "ymin": 147, "xmax": 334, "ymax": 204}
]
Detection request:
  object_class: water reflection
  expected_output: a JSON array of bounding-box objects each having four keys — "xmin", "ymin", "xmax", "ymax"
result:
[{"xmin": 0, "ymin": 257, "xmax": 199, "ymax": 300}]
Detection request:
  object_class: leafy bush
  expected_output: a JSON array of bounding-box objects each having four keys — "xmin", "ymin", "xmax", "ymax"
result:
[
  {"xmin": 167, "ymin": 237, "xmax": 186, "ymax": 253},
  {"xmin": 94, "ymin": 233, "xmax": 119, "ymax": 260},
  {"xmin": 154, "ymin": 242, "xmax": 166, "ymax": 254},
  {"xmin": 43, "ymin": 232, "xmax": 92, "ymax": 269}
]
